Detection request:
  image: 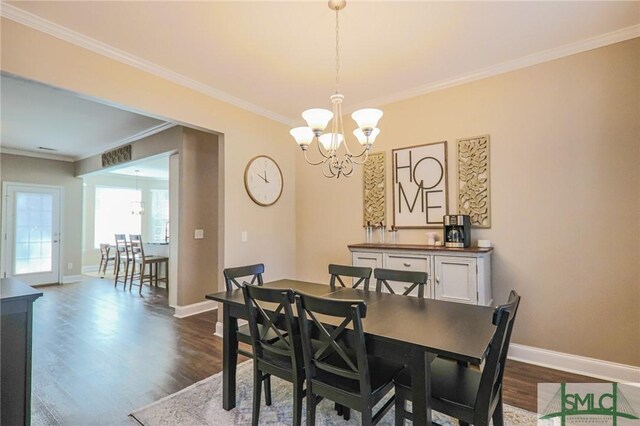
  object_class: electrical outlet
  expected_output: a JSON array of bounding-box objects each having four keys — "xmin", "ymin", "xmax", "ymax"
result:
[
  {"xmin": 241, "ymin": 231, "xmax": 248, "ymax": 242},
  {"xmin": 194, "ymin": 229, "xmax": 204, "ymax": 239},
  {"xmin": 67, "ymin": 262, "xmax": 73, "ymax": 270}
]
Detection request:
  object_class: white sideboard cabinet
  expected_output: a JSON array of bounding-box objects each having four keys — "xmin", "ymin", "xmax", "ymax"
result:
[{"xmin": 349, "ymin": 243, "xmax": 493, "ymax": 306}]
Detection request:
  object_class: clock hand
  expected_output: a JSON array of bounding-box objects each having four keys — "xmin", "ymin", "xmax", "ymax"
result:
[{"xmin": 257, "ymin": 173, "xmax": 267, "ymax": 183}]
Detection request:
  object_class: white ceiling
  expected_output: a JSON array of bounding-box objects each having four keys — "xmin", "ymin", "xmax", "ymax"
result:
[
  {"xmin": 0, "ymin": 74, "xmax": 170, "ymax": 160},
  {"xmin": 5, "ymin": 1, "xmax": 638, "ymax": 128},
  {"xmin": 0, "ymin": 0, "xmax": 640, "ymax": 159},
  {"xmin": 107, "ymin": 155, "xmax": 170, "ymax": 181}
]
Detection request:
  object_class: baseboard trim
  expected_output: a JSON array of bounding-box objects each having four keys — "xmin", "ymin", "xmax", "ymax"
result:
[
  {"xmin": 82, "ymin": 265, "xmax": 100, "ymax": 273},
  {"xmin": 61, "ymin": 274, "xmax": 83, "ymax": 283},
  {"xmin": 173, "ymin": 300, "xmax": 217, "ymax": 318},
  {"xmin": 214, "ymin": 320, "xmax": 247, "ymax": 338},
  {"xmin": 508, "ymin": 343, "xmax": 640, "ymax": 383}
]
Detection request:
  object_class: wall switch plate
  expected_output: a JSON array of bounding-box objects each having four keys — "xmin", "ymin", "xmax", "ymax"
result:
[
  {"xmin": 67, "ymin": 262, "xmax": 73, "ymax": 270},
  {"xmin": 241, "ymin": 231, "xmax": 248, "ymax": 242},
  {"xmin": 194, "ymin": 229, "xmax": 204, "ymax": 239}
]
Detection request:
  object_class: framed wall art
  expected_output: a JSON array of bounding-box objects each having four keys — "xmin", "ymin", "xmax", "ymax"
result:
[
  {"xmin": 457, "ymin": 135, "xmax": 491, "ymax": 228},
  {"xmin": 363, "ymin": 152, "xmax": 385, "ymax": 226},
  {"xmin": 392, "ymin": 141, "xmax": 448, "ymax": 228}
]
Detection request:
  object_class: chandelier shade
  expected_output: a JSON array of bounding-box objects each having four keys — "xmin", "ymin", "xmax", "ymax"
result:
[
  {"xmin": 302, "ymin": 109, "xmax": 333, "ymax": 134},
  {"xmin": 290, "ymin": 1, "xmax": 383, "ymax": 178}
]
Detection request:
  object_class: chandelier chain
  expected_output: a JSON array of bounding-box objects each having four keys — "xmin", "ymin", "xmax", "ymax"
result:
[{"xmin": 335, "ymin": 9, "xmax": 340, "ymax": 94}]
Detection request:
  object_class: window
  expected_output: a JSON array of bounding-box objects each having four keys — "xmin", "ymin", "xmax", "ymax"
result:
[
  {"xmin": 150, "ymin": 189, "xmax": 169, "ymax": 242},
  {"xmin": 94, "ymin": 187, "xmax": 142, "ymax": 248}
]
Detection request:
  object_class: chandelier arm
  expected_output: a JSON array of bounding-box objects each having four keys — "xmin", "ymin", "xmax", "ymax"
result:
[
  {"xmin": 341, "ymin": 156, "xmax": 355, "ymax": 177},
  {"xmin": 303, "ymin": 149, "xmax": 326, "ymax": 166},
  {"xmin": 322, "ymin": 159, "xmax": 337, "ymax": 178},
  {"xmin": 315, "ymin": 138, "xmax": 331, "ymax": 159},
  {"xmin": 350, "ymin": 148, "xmax": 371, "ymax": 165}
]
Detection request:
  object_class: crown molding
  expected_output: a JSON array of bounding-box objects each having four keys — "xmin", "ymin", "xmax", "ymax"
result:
[
  {"xmin": 3, "ymin": 4, "xmax": 638, "ymax": 120},
  {"xmin": 75, "ymin": 122, "xmax": 176, "ymax": 161},
  {"xmin": 347, "ymin": 24, "xmax": 640, "ymax": 112},
  {"xmin": 0, "ymin": 147, "xmax": 75, "ymax": 162},
  {"xmin": 0, "ymin": 3, "xmax": 298, "ymax": 127}
]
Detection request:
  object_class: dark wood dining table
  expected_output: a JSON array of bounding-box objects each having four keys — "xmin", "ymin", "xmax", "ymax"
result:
[{"xmin": 206, "ymin": 279, "xmax": 496, "ymax": 426}]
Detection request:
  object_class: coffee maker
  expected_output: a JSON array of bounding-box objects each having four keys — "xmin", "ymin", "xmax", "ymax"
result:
[{"xmin": 444, "ymin": 215, "xmax": 471, "ymax": 248}]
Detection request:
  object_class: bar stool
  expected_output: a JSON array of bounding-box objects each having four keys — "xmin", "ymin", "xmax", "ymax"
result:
[
  {"xmin": 129, "ymin": 234, "xmax": 169, "ymax": 295},
  {"xmin": 98, "ymin": 243, "xmax": 116, "ymax": 276},
  {"xmin": 114, "ymin": 234, "xmax": 132, "ymax": 289}
]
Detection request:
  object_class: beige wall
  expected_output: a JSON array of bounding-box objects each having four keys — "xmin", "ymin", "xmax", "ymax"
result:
[
  {"xmin": 0, "ymin": 154, "xmax": 83, "ymax": 278},
  {"xmin": 1, "ymin": 18, "xmax": 297, "ymax": 297},
  {"xmin": 177, "ymin": 129, "xmax": 219, "ymax": 305},
  {"xmin": 296, "ymin": 39, "xmax": 640, "ymax": 366}
]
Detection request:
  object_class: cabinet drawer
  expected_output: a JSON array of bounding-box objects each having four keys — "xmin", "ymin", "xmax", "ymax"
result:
[
  {"xmin": 352, "ymin": 251, "xmax": 383, "ymax": 270},
  {"xmin": 381, "ymin": 254, "xmax": 430, "ymax": 297},
  {"xmin": 384, "ymin": 254, "xmax": 430, "ymax": 273}
]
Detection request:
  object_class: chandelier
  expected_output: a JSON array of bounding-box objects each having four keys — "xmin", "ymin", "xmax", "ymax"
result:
[
  {"xmin": 289, "ymin": 0, "xmax": 382, "ymax": 178},
  {"xmin": 131, "ymin": 170, "xmax": 145, "ymax": 216}
]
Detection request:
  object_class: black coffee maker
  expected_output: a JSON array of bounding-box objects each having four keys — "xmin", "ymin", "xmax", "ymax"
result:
[{"xmin": 444, "ymin": 215, "xmax": 471, "ymax": 248}]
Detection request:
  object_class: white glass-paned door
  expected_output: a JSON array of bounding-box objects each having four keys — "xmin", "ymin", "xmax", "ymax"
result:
[{"xmin": 3, "ymin": 184, "xmax": 61, "ymax": 285}]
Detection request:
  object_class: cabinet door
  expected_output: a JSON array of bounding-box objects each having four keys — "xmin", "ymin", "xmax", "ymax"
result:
[
  {"xmin": 352, "ymin": 251, "xmax": 383, "ymax": 270},
  {"xmin": 434, "ymin": 256, "xmax": 477, "ymax": 304},
  {"xmin": 382, "ymin": 254, "xmax": 431, "ymax": 297}
]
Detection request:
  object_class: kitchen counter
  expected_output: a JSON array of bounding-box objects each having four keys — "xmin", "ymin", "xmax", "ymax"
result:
[{"xmin": 348, "ymin": 242, "xmax": 493, "ymax": 253}]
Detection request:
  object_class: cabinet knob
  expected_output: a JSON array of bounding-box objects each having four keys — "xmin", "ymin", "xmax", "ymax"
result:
[
  {"xmin": 436, "ymin": 276, "xmax": 440, "ymax": 284},
  {"xmin": 403, "ymin": 262, "xmax": 411, "ymax": 267}
]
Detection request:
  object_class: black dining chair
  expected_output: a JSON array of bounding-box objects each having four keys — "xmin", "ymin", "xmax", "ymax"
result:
[
  {"xmin": 223, "ymin": 264, "xmax": 275, "ymax": 405},
  {"xmin": 295, "ymin": 293, "xmax": 403, "ymax": 426},
  {"xmin": 329, "ymin": 264, "xmax": 373, "ymax": 290},
  {"xmin": 242, "ymin": 285, "xmax": 305, "ymax": 426},
  {"xmin": 393, "ymin": 290, "xmax": 521, "ymax": 426},
  {"xmin": 374, "ymin": 268, "xmax": 429, "ymax": 298}
]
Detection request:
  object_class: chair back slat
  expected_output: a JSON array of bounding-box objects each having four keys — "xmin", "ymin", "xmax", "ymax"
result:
[
  {"xmin": 129, "ymin": 234, "xmax": 145, "ymax": 260},
  {"xmin": 242, "ymin": 285, "xmax": 301, "ymax": 375},
  {"xmin": 328, "ymin": 264, "xmax": 372, "ymax": 290},
  {"xmin": 475, "ymin": 291, "xmax": 521, "ymax": 417},
  {"xmin": 114, "ymin": 234, "xmax": 130, "ymax": 259},
  {"xmin": 295, "ymin": 293, "xmax": 372, "ymax": 396},
  {"xmin": 224, "ymin": 263, "xmax": 265, "ymax": 290},
  {"xmin": 374, "ymin": 268, "xmax": 428, "ymax": 297}
]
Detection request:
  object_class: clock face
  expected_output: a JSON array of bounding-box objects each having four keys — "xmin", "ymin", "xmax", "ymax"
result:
[{"xmin": 244, "ymin": 156, "xmax": 283, "ymax": 206}]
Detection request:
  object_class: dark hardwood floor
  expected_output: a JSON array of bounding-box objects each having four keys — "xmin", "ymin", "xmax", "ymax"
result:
[{"xmin": 31, "ymin": 277, "xmax": 600, "ymax": 424}]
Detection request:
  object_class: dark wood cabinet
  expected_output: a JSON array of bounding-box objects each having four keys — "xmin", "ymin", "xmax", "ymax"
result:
[{"xmin": 1, "ymin": 278, "xmax": 43, "ymax": 426}]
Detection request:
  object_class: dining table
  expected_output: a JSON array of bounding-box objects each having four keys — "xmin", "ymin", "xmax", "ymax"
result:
[{"xmin": 206, "ymin": 279, "xmax": 497, "ymax": 426}]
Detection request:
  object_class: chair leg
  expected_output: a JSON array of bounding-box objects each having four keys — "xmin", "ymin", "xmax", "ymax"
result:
[
  {"xmin": 342, "ymin": 407, "xmax": 350, "ymax": 421},
  {"xmin": 114, "ymin": 258, "xmax": 119, "ymax": 288},
  {"xmin": 334, "ymin": 402, "xmax": 343, "ymax": 416},
  {"xmin": 395, "ymin": 390, "xmax": 406, "ymax": 426},
  {"xmin": 99, "ymin": 258, "xmax": 104, "ymax": 275},
  {"xmin": 139, "ymin": 263, "xmax": 146, "ymax": 295},
  {"xmin": 252, "ymin": 368, "xmax": 262, "ymax": 426},
  {"xmin": 306, "ymin": 391, "xmax": 317, "ymax": 426},
  {"xmin": 492, "ymin": 394, "xmax": 504, "ymax": 426},
  {"xmin": 292, "ymin": 379, "xmax": 304, "ymax": 426},
  {"xmin": 361, "ymin": 409, "xmax": 373, "ymax": 426},
  {"xmin": 264, "ymin": 375, "xmax": 272, "ymax": 406}
]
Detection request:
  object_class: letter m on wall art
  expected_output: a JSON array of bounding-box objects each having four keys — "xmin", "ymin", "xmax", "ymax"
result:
[{"xmin": 392, "ymin": 141, "xmax": 449, "ymax": 228}]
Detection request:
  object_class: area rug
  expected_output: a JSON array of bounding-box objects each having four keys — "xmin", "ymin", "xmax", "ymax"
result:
[{"xmin": 130, "ymin": 361, "xmax": 540, "ymax": 425}]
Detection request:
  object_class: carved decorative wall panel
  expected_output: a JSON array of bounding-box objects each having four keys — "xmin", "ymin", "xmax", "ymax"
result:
[
  {"xmin": 363, "ymin": 152, "xmax": 385, "ymax": 226},
  {"xmin": 457, "ymin": 135, "xmax": 491, "ymax": 228},
  {"xmin": 102, "ymin": 145, "xmax": 132, "ymax": 167}
]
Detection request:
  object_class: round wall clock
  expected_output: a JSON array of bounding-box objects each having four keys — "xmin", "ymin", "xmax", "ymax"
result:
[{"xmin": 244, "ymin": 155, "xmax": 283, "ymax": 206}]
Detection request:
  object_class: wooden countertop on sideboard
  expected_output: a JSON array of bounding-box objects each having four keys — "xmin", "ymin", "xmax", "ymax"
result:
[{"xmin": 348, "ymin": 243, "xmax": 494, "ymax": 254}]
